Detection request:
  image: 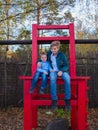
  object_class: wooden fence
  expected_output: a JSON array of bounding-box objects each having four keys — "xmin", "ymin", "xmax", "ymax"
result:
[{"xmin": 0, "ymin": 53, "xmax": 98, "ymax": 108}]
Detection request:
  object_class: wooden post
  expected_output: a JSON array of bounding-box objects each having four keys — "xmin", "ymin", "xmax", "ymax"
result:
[
  {"xmin": 69, "ymin": 23, "xmax": 76, "ymax": 77},
  {"xmin": 24, "ymin": 79, "xmax": 32, "ymax": 130},
  {"xmin": 77, "ymin": 79, "xmax": 87, "ymax": 130}
]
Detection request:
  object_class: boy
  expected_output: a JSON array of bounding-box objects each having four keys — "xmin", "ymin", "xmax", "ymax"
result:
[
  {"xmin": 47, "ymin": 41, "xmax": 71, "ymax": 110},
  {"xmin": 29, "ymin": 52, "xmax": 50, "ymax": 94}
]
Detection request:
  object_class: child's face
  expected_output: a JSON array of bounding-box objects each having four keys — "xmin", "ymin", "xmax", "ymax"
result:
[
  {"xmin": 51, "ymin": 46, "xmax": 59, "ymax": 55},
  {"xmin": 41, "ymin": 55, "xmax": 47, "ymax": 62}
]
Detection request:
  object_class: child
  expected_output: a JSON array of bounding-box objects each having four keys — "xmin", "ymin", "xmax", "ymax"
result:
[
  {"xmin": 47, "ymin": 41, "xmax": 71, "ymax": 110},
  {"xmin": 29, "ymin": 52, "xmax": 50, "ymax": 94}
]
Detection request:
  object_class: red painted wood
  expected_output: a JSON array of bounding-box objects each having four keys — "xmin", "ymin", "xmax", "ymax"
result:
[
  {"xmin": 31, "ymin": 99, "xmax": 77, "ymax": 106},
  {"xmin": 37, "ymin": 36, "xmax": 70, "ymax": 41},
  {"xmin": 37, "ymin": 25, "xmax": 69, "ymax": 29},
  {"xmin": 32, "ymin": 24, "xmax": 38, "ymax": 76},
  {"xmin": 19, "ymin": 23, "xmax": 90, "ymax": 130},
  {"xmin": 32, "ymin": 106, "xmax": 38, "ymax": 128},
  {"xmin": 77, "ymin": 80, "xmax": 88, "ymax": 130},
  {"xmin": 19, "ymin": 76, "xmax": 90, "ymax": 80},
  {"xmin": 69, "ymin": 23, "xmax": 76, "ymax": 77},
  {"xmin": 71, "ymin": 80, "xmax": 78, "ymax": 130},
  {"xmin": 24, "ymin": 79, "xmax": 32, "ymax": 130},
  {"xmin": 71, "ymin": 106, "xmax": 77, "ymax": 130}
]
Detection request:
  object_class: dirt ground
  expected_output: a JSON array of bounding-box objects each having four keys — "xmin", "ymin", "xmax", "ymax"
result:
[{"xmin": 0, "ymin": 107, "xmax": 98, "ymax": 130}]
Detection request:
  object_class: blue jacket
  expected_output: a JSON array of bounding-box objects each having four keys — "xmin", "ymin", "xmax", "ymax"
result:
[
  {"xmin": 47, "ymin": 51, "xmax": 69, "ymax": 72},
  {"xmin": 37, "ymin": 60, "xmax": 51, "ymax": 73}
]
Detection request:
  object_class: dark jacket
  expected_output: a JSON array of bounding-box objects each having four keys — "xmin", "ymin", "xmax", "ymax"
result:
[{"xmin": 47, "ymin": 51, "xmax": 69, "ymax": 72}]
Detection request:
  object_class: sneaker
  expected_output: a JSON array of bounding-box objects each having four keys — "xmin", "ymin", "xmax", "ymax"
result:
[
  {"xmin": 29, "ymin": 87, "xmax": 34, "ymax": 94},
  {"xmin": 51, "ymin": 100, "xmax": 58, "ymax": 110},
  {"xmin": 65, "ymin": 99, "xmax": 71, "ymax": 111},
  {"xmin": 39, "ymin": 88, "xmax": 44, "ymax": 94}
]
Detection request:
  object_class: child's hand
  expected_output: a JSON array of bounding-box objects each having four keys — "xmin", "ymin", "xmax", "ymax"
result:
[
  {"xmin": 37, "ymin": 62, "xmax": 41, "ymax": 68},
  {"xmin": 44, "ymin": 71, "xmax": 48, "ymax": 75},
  {"xmin": 57, "ymin": 71, "xmax": 63, "ymax": 76},
  {"xmin": 50, "ymin": 69, "xmax": 55, "ymax": 72}
]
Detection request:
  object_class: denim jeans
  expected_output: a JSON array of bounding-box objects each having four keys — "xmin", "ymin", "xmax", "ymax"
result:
[
  {"xmin": 30, "ymin": 71, "xmax": 48, "ymax": 90},
  {"xmin": 50, "ymin": 71, "xmax": 71, "ymax": 100}
]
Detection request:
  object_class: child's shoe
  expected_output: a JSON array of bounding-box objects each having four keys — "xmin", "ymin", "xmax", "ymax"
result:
[
  {"xmin": 51, "ymin": 100, "xmax": 58, "ymax": 110},
  {"xmin": 39, "ymin": 88, "xmax": 44, "ymax": 94},
  {"xmin": 29, "ymin": 87, "xmax": 34, "ymax": 94},
  {"xmin": 65, "ymin": 99, "xmax": 71, "ymax": 111}
]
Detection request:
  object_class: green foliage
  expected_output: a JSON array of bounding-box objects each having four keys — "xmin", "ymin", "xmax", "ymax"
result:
[
  {"xmin": 17, "ymin": 29, "xmax": 31, "ymax": 40},
  {"xmin": 53, "ymin": 108, "xmax": 71, "ymax": 119},
  {"xmin": 55, "ymin": 108, "xmax": 65, "ymax": 118},
  {"xmin": 0, "ymin": 0, "xmax": 75, "ymax": 41},
  {"xmin": 15, "ymin": 44, "xmax": 31, "ymax": 62},
  {"xmin": 0, "ymin": 0, "xmax": 97, "ymax": 55},
  {"xmin": 64, "ymin": 12, "xmax": 74, "ymax": 22}
]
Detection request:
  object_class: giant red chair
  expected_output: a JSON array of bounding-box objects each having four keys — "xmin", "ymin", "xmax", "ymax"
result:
[{"xmin": 20, "ymin": 23, "xmax": 90, "ymax": 130}]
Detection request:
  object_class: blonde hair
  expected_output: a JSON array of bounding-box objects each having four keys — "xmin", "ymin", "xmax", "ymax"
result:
[
  {"xmin": 50, "ymin": 41, "xmax": 61, "ymax": 48},
  {"xmin": 40, "ymin": 52, "xmax": 47, "ymax": 57}
]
